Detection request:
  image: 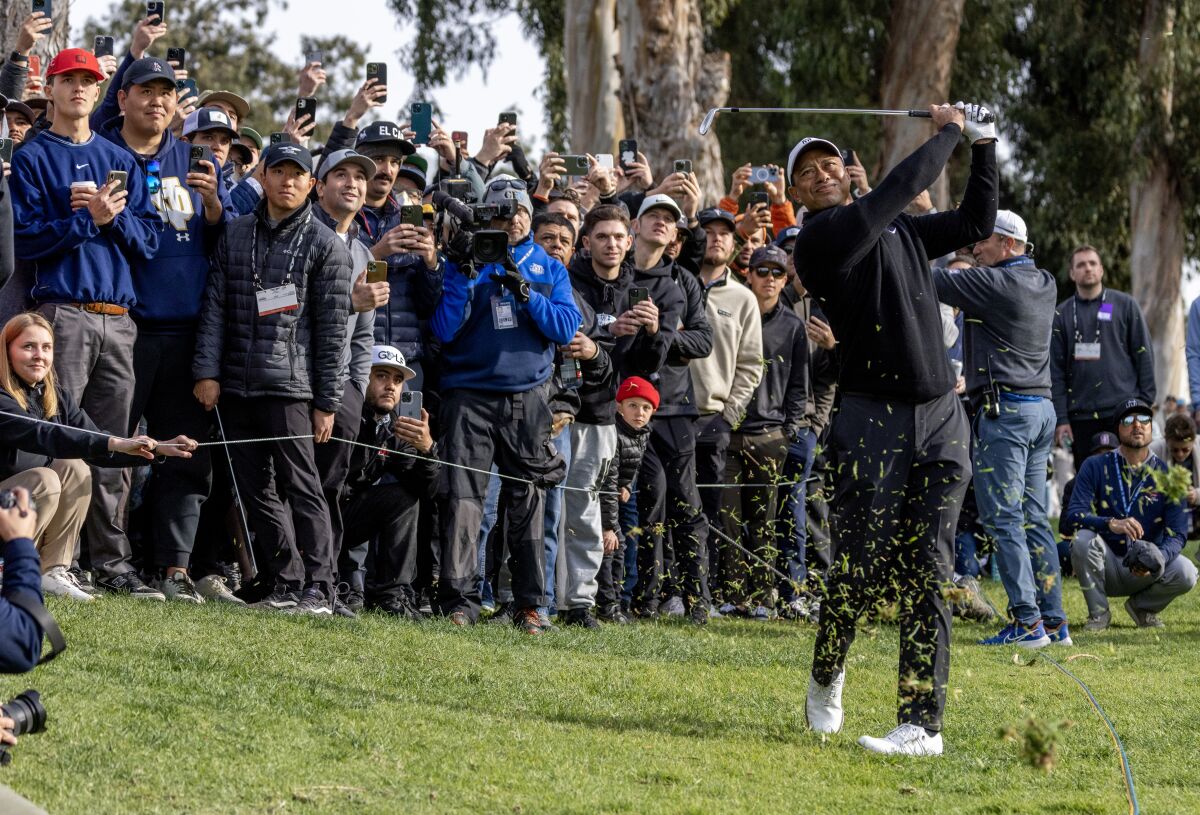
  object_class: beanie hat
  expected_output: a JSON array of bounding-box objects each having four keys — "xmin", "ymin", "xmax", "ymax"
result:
[{"xmin": 616, "ymin": 376, "xmax": 659, "ymax": 410}]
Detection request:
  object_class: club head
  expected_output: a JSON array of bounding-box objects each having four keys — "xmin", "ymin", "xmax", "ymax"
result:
[{"xmin": 699, "ymin": 108, "xmax": 720, "ymax": 136}]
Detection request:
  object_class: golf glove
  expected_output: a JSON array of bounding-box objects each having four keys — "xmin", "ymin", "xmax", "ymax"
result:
[{"xmin": 954, "ymin": 101, "xmax": 997, "ymax": 142}]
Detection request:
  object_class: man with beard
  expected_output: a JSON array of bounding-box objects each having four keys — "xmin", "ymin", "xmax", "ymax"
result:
[
  {"xmin": 533, "ymin": 212, "xmax": 576, "ymax": 267},
  {"xmin": 1066, "ymin": 398, "xmax": 1196, "ymax": 630}
]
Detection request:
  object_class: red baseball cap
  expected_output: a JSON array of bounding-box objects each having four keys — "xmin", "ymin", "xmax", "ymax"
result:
[
  {"xmin": 46, "ymin": 49, "xmax": 106, "ymax": 82},
  {"xmin": 616, "ymin": 376, "xmax": 660, "ymax": 410}
]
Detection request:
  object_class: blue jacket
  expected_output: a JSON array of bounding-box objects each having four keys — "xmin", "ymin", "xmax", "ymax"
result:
[
  {"xmin": 433, "ymin": 235, "xmax": 581, "ymax": 393},
  {"xmin": 1066, "ymin": 450, "xmax": 1187, "ymax": 563},
  {"xmin": 10, "ymin": 131, "xmax": 161, "ymax": 308},
  {"xmin": 97, "ymin": 118, "xmax": 232, "ymax": 331},
  {"xmin": 0, "ymin": 537, "xmax": 45, "ymax": 672}
]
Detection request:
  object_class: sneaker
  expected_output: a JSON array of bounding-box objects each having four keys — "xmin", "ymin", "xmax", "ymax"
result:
[
  {"xmin": 67, "ymin": 566, "xmax": 102, "ymax": 597},
  {"xmin": 857, "ymin": 723, "xmax": 943, "ymax": 757},
  {"xmin": 688, "ymin": 603, "xmax": 708, "ymax": 626},
  {"xmin": 717, "ymin": 602, "xmax": 739, "ymax": 616},
  {"xmin": 538, "ymin": 610, "xmax": 555, "ymax": 630},
  {"xmin": 977, "ymin": 621, "xmax": 1050, "ymax": 648},
  {"xmin": 336, "ymin": 583, "xmax": 364, "ymax": 615},
  {"xmin": 661, "ymin": 595, "xmax": 685, "ymax": 617},
  {"xmin": 513, "ymin": 607, "xmax": 543, "ymax": 635},
  {"xmin": 781, "ymin": 597, "xmax": 812, "ymax": 621},
  {"xmin": 250, "ymin": 586, "xmax": 300, "ymax": 610},
  {"xmin": 487, "ymin": 602, "xmax": 514, "ymax": 625},
  {"xmin": 194, "ymin": 574, "xmax": 246, "ymax": 605},
  {"xmin": 376, "ymin": 596, "xmax": 422, "ymax": 621},
  {"xmin": 750, "ymin": 605, "xmax": 772, "ymax": 622},
  {"xmin": 41, "ymin": 566, "xmax": 94, "ymax": 601},
  {"xmin": 560, "ymin": 608, "xmax": 601, "ymax": 629},
  {"xmin": 418, "ymin": 589, "xmax": 435, "ymax": 616},
  {"xmin": 597, "ymin": 603, "xmax": 630, "ymax": 624},
  {"xmin": 157, "ymin": 572, "xmax": 205, "ymax": 604},
  {"xmin": 97, "ymin": 571, "xmax": 165, "ymax": 601},
  {"xmin": 286, "ymin": 587, "xmax": 333, "ymax": 616},
  {"xmin": 1083, "ymin": 609, "xmax": 1111, "ymax": 632},
  {"xmin": 633, "ymin": 601, "xmax": 659, "ymax": 620},
  {"xmin": 1045, "ymin": 621, "xmax": 1074, "ymax": 646},
  {"xmin": 1124, "ymin": 597, "xmax": 1164, "ymax": 629},
  {"xmin": 332, "ymin": 597, "xmax": 358, "ymax": 618},
  {"xmin": 708, "ymin": 605, "xmax": 723, "ymax": 619},
  {"xmin": 225, "ymin": 562, "xmax": 243, "ymax": 594},
  {"xmin": 805, "ymin": 670, "xmax": 845, "ymax": 734},
  {"xmin": 951, "ymin": 576, "xmax": 997, "ymax": 623}
]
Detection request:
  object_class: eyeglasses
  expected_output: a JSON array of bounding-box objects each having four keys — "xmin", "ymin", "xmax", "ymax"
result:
[
  {"xmin": 1120, "ymin": 414, "xmax": 1152, "ymax": 427},
  {"xmin": 488, "ymin": 178, "xmax": 527, "ymax": 192},
  {"xmin": 145, "ymin": 160, "xmax": 162, "ymax": 196},
  {"xmin": 752, "ymin": 267, "xmax": 787, "ymax": 279}
]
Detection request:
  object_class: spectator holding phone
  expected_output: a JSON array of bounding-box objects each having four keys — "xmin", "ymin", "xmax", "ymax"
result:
[
  {"xmin": 89, "ymin": 14, "xmax": 171, "ymax": 129},
  {"xmin": 0, "ymin": 12, "xmax": 53, "ymax": 103},
  {"xmin": 9, "ymin": 48, "xmax": 162, "ymax": 599}
]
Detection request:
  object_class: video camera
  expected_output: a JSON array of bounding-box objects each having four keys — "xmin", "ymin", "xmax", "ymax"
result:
[
  {"xmin": 0, "ymin": 690, "xmax": 46, "ymax": 766},
  {"xmin": 431, "ymin": 183, "xmax": 515, "ymax": 272}
]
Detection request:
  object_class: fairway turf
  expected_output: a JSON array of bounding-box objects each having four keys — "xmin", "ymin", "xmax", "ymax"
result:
[{"xmin": 6, "ymin": 558, "xmax": 1199, "ymax": 814}]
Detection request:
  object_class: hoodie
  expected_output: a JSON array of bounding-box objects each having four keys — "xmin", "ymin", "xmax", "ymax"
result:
[{"xmin": 641, "ymin": 255, "xmax": 712, "ymax": 417}]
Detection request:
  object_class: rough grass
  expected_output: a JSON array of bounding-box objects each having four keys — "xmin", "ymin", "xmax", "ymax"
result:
[{"xmin": 6, "ymin": 551, "xmax": 1200, "ymax": 814}]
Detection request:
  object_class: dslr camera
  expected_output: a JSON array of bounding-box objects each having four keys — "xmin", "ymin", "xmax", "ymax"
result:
[{"xmin": 0, "ymin": 690, "xmax": 46, "ymax": 766}]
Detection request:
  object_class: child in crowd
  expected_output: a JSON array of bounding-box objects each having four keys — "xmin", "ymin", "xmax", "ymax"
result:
[{"xmin": 596, "ymin": 376, "xmax": 657, "ymax": 623}]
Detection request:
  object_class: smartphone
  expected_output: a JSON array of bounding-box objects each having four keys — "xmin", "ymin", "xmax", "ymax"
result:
[
  {"xmin": 166, "ymin": 47, "xmax": 186, "ymax": 67},
  {"xmin": 269, "ymin": 132, "xmax": 287, "ymax": 145},
  {"xmin": 410, "ymin": 102, "xmax": 432, "ymax": 144},
  {"xmin": 366, "ymin": 260, "xmax": 388, "ymax": 284},
  {"xmin": 176, "ymin": 78, "xmax": 198, "ymax": 101},
  {"xmin": 673, "ymin": 159, "xmax": 692, "ymax": 175},
  {"xmin": 561, "ymin": 155, "xmax": 590, "ymax": 175},
  {"xmin": 749, "ymin": 165, "xmax": 779, "ymax": 184},
  {"xmin": 595, "ymin": 153, "xmax": 614, "ymax": 170},
  {"xmin": 629, "ymin": 287, "xmax": 649, "ymax": 309},
  {"xmin": 31, "ymin": 0, "xmax": 50, "ymax": 17},
  {"xmin": 745, "ymin": 191, "xmax": 770, "ymax": 209},
  {"xmin": 28, "ymin": 55, "xmax": 41, "ymax": 78},
  {"xmin": 619, "ymin": 139, "xmax": 637, "ymax": 170},
  {"xmin": 188, "ymin": 145, "xmax": 214, "ymax": 175},
  {"xmin": 0, "ymin": 139, "xmax": 13, "ymax": 165},
  {"xmin": 304, "ymin": 50, "xmax": 323, "ymax": 65},
  {"xmin": 400, "ymin": 204, "xmax": 424, "ymax": 227},
  {"xmin": 451, "ymin": 130, "xmax": 468, "ymax": 152},
  {"xmin": 366, "ymin": 62, "xmax": 387, "ymax": 103},
  {"xmin": 559, "ymin": 358, "xmax": 582, "ymax": 391},
  {"xmin": 840, "ymin": 149, "xmax": 856, "ymax": 167},
  {"xmin": 498, "ymin": 111, "xmax": 517, "ymax": 126},
  {"xmin": 295, "ymin": 97, "xmax": 317, "ymax": 124},
  {"xmin": 145, "ymin": 1, "xmax": 164, "ymax": 22},
  {"xmin": 93, "ymin": 36, "xmax": 114, "ymax": 58},
  {"xmin": 106, "ymin": 170, "xmax": 128, "ymax": 194},
  {"xmin": 397, "ymin": 390, "xmax": 423, "ymax": 421}
]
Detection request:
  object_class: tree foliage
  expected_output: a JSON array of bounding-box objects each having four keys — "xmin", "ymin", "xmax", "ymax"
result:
[{"xmin": 80, "ymin": 0, "xmax": 367, "ymax": 139}]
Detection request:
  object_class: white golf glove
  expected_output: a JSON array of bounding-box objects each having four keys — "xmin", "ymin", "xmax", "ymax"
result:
[{"xmin": 954, "ymin": 101, "xmax": 997, "ymax": 143}]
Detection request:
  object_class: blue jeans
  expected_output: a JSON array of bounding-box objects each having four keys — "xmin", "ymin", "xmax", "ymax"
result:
[
  {"xmin": 972, "ymin": 398, "xmax": 1064, "ymax": 626},
  {"xmin": 777, "ymin": 429, "xmax": 815, "ymax": 598},
  {"xmin": 620, "ymin": 481, "xmax": 639, "ymax": 603}
]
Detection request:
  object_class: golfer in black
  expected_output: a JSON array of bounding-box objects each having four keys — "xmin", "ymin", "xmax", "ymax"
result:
[{"xmin": 793, "ymin": 103, "xmax": 997, "ymax": 756}]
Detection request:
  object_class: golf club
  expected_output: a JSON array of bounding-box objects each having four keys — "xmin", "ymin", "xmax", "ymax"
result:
[{"xmin": 698, "ymin": 106, "xmax": 994, "ymax": 135}]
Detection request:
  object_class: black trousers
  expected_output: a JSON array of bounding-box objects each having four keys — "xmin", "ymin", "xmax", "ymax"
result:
[
  {"xmin": 341, "ymin": 482, "xmax": 423, "ymax": 604},
  {"xmin": 221, "ymin": 395, "xmax": 335, "ymax": 594},
  {"xmin": 811, "ymin": 391, "xmax": 969, "ymax": 732},
  {"xmin": 806, "ymin": 436, "xmax": 833, "ymax": 591},
  {"xmin": 314, "ymin": 384, "xmax": 364, "ymax": 582},
  {"xmin": 438, "ymin": 384, "xmax": 557, "ymax": 620},
  {"xmin": 720, "ymin": 428, "xmax": 789, "ymax": 607},
  {"xmin": 128, "ymin": 331, "xmax": 213, "ymax": 571},
  {"xmin": 634, "ymin": 415, "xmax": 709, "ymax": 610},
  {"xmin": 1067, "ymin": 413, "xmax": 1114, "ymax": 473},
  {"xmin": 695, "ymin": 413, "xmax": 731, "ymax": 603}
]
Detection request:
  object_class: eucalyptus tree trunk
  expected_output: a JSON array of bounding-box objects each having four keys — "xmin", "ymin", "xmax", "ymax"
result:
[{"xmin": 564, "ymin": 0, "xmax": 623, "ymax": 154}]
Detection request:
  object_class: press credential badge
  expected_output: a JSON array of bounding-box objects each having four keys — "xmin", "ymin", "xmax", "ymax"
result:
[{"xmin": 257, "ymin": 283, "xmax": 299, "ymax": 316}]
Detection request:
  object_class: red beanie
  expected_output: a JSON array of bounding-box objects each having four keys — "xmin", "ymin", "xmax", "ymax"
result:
[{"xmin": 616, "ymin": 376, "xmax": 659, "ymax": 410}]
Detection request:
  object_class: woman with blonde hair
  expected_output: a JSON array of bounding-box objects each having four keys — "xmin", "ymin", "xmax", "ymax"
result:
[{"xmin": 0, "ymin": 313, "xmax": 197, "ymax": 600}]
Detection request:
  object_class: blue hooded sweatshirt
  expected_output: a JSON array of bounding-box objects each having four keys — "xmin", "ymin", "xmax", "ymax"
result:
[
  {"xmin": 98, "ymin": 117, "xmax": 233, "ymax": 331},
  {"xmin": 10, "ymin": 130, "xmax": 161, "ymax": 308},
  {"xmin": 432, "ymin": 235, "xmax": 581, "ymax": 393}
]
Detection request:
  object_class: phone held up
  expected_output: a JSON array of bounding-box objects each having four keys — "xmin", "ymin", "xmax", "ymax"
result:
[
  {"xmin": 366, "ymin": 62, "xmax": 387, "ymax": 104},
  {"xmin": 397, "ymin": 391, "xmax": 423, "ymax": 421}
]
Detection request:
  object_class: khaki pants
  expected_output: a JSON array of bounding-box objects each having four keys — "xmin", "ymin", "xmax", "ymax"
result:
[{"xmin": 0, "ymin": 460, "xmax": 92, "ymax": 572}]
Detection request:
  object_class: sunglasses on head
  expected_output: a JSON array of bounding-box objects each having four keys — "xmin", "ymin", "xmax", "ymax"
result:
[
  {"xmin": 752, "ymin": 266, "xmax": 787, "ymax": 279},
  {"xmin": 1120, "ymin": 413, "xmax": 1152, "ymax": 427}
]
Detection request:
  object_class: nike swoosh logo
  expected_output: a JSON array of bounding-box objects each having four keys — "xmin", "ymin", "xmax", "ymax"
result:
[{"xmin": 75, "ymin": 163, "xmax": 89, "ymax": 170}]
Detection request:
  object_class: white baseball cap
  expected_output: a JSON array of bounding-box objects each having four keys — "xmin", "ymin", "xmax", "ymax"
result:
[
  {"xmin": 636, "ymin": 193, "xmax": 683, "ymax": 220},
  {"xmin": 993, "ymin": 210, "xmax": 1028, "ymax": 243},
  {"xmin": 786, "ymin": 137, "xmax": 841, "ymax": 184},
  {"xmin": 371, "ymin": 345, "xmax": 416, "ymax": 381}
]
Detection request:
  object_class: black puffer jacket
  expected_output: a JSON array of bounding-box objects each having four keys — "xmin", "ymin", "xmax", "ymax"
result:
[
  {"xmin": 644, "ymin": 258, "xmax": 711, "ymax": 417},
  {"xmin": 600, "ymin": 414, "xmax": 651, "ymax": 533},
  {"xmin": 194, "ymin": 200, "xmax": 352, "ymax": 413}
]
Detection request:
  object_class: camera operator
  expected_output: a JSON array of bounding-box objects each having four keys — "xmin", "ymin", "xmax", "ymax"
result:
[{"xmin": 430, "ymin": 176, "xmax": 581, "ymax": 632}]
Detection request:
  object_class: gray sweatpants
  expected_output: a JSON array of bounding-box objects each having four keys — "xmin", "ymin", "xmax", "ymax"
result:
[
  {"xmin": 1070, "ymin": 530, "xmax": 1197, "ymax": 616},
  {"xmin": 38, "ymin": 304, "xmax": 137, "ymax": 579},
  {"xmin": 557, "ymin": 422, "xmax": 617, "ymax": 610}
]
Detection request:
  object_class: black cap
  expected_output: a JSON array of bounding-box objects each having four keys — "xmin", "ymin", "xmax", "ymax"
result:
[
  {"xmin": 697, "ymin": 207, "xmax": 735, "ymax": 228},
  {"xmin": 750, "ymin": 245, "xmax": 789, "ymax": 270},
  {"xmin": 262, "ymin": 142, "xmax": 314, "ymax": 174},
  {"xmin": 1090, "ymin": 431, "xmax": 1119, "ymax": 454},
  {"xmin": 1115, "ymin": 398, "xmax": 1154, "ymax": 428},
  {"xmin": 354, "ymin": 120, "xmax": 416, "ymax": 156},
  {"xmin": 0, "ymin": 93, "xmax": 8, "ymax": 111},
  {"xmin": 122, "ymin": 57, "xmax": 177, "ymax": 91}
]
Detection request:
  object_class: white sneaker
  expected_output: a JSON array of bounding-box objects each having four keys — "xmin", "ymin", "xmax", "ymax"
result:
[
  {"xmin": 857, "ymin": 723, "xmax": 943, "ymax": 756},
  {"xmin": 42, "ymin": 566, "xmax": 95, "ymax": 601},
  {"xmin": 805, "ymin": 670, "xmax": 845, "ymax": 734},
  {"xmin": 195, "ymin": 574, "xmax": 246, "ymax": 605}
]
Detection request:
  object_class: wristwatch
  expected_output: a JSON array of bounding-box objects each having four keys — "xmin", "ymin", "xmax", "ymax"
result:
[{"xmin": 10, "ymin": 51, "xmax": 29, "ymax": 64}]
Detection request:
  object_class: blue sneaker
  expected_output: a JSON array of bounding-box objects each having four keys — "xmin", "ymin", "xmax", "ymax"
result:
[
  {"xmin": 1044, "ymin": 621, "xmax": 1073, "ymax": 646},
  {"xmin": 977, "ymin": 621, "xmax": 1050, "ymax": 648}
]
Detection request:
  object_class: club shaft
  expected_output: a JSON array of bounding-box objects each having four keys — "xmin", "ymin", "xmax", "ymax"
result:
[{"xmin": 724, "ymin": 107, "xmax": 931, "ymax": 118}]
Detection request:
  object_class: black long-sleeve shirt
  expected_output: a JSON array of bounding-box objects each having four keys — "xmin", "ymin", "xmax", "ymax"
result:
[
  {"xmin": 741, "ymin": 303, "xmax": 809, "ymax": 437},
  {"xmin": 794, "ymin": 126, "xmax": 998, "ymax": 402}
]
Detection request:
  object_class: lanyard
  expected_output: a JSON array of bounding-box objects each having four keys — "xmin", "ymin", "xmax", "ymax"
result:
[
  {"xmin": 1112, "ymin": 450, "xmax": 1154, "ymax": 517},
  {"xmin": 1071, "ymin": 289, "xmax": 1106, "ymax": 345},
  {"xmin": 251, "ymin": 210, "xmax": 310, "ymax": 291}
]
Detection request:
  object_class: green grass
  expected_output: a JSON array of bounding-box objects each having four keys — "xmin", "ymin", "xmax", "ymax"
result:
[{"xmin": 7, "ymin": 557, "xmax": 1200, "ymax": 814}]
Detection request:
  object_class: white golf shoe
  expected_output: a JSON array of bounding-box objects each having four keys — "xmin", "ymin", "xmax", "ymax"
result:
[
  {"xmin": 857, "ymin": 723, "xmax": 943, "ymax": 756},
  {"xmin": 805, "ymin": 670, "xmax": 845, "ymax": 734}
]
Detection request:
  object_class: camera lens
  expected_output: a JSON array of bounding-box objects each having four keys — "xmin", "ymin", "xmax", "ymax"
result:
[{"xmin": 1, "ymin": 690, "xmax": 46, "ymax": 737}]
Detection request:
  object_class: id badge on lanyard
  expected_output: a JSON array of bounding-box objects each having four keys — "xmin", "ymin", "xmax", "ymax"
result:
[
  {"xmin": 257, "ymin": 283, "xmax": 299, "ymax": 316},
  {"xmin": 1074, "ymin": 342, "xmax": 1101, "ymax": 361}
]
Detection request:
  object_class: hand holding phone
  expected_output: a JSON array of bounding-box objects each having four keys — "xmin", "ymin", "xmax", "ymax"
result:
[
  {"xmin": 145, "ymin": 1, "xmax": 164, "ymax": 23},
  {"xmin": 498, "ymin": 111, "xmax": 517, "ymax": 126},
  {"xmin": 106, "ymin": 170, "xmax": 128, "ymax": 195},
  {"xmin": 366, "ymin": 260, "xmax": 388, "ymax": 284},
  {"xmin": 619, "ymin": 139, "xmax": 638, "ymax": 170},
  {"xmin": 188, "ymin": 145, "xmax": 215, "ymax": 175},
  {"xmin": 167, "ymin": 47, "xmax": 187, "ymax": 68},
  {"xmin": 410, "ymin": 102, "xmax": 432, "ymax": 144},
  {"xmin": 366, "ymin": 62, "xmax": 387, "ymax": 104},
  {"xmin": 295, "ymin": 97, "xmax": 317, "ymax": 125},
  {"xmin": 93, "ymin": 36, "xmax": 115, "ymax": 58}
]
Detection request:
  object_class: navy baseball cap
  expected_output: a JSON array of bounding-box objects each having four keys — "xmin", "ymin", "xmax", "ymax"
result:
[
  {"xmin": 122, "ymin": 57, "xmax": 176, "ymax": 90},
  {"xmin": 697, "ymin": 207, "xmax": 735, "ymax": 228},
  {"xmin": 262, "ymin": 142, "xmax": 314, "ymax": 174},
  {"xmin": 774, "ymin": 225, "xmax": 801, "ymax": 247},
  {"xmin": 1115, "ymin": 398, "xmax": 1154, "ymax": 428},
  {"xmin": 1090, "ymin": 431, "xmax": 1119, "ymax": 454},
  {"xmin": 355, "ymin": 120, "xmax": 416, "ymax": 156},
  {"xmin": 749, "ymin": 245, "xmax": 789, "ymax": 270},
  {"xmin": 182, "ymin": 107, "xmax": 237, "ymax": 138}
]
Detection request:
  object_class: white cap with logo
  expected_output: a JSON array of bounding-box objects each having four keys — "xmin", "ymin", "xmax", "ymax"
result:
[
  {"xmin": 993, "ymin": 209, "xmax": 1028, "ymax": 243},
  {"xmin": 371, "ymin": 345, "xmax": 416, "ymax": 381}
]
